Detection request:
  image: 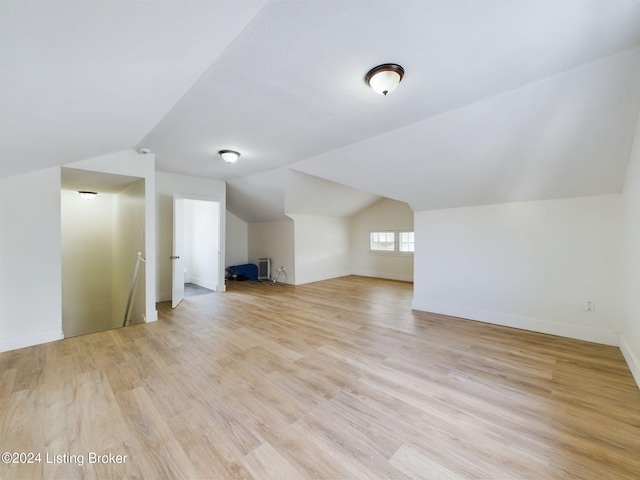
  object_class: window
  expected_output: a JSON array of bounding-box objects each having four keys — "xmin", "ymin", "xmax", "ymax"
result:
[
  {"xmin": 370, "ymin": 231, "xmax": 396, "ymax": 252},
  {"xmin": 399, "ymin": 231, "xmax": 414, "ymax": 253},
  {"xmin": 370, "ymin": 230, "xmax": 414, "ymax": 254}
]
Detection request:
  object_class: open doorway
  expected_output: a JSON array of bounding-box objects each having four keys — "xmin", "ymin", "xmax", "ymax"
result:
[
  {"xmin": 172, "ymin": 197, "xmax": 220, "ymax": 307},
  {"xmin": 61, "ymin": 168, "xmax": 146, "ymax": 337}
]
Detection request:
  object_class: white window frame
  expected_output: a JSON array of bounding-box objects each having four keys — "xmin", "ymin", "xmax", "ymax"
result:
[
  {"xmin": 398, "ymin": 231, "xmax": 415, "ymax": 254},
  {"xmin": 369, "ymin": 231, "xmax": 396, "ymax": 253},
  {"xmin": 369, "ymin": 230, "xmax": 414, "ymax": 255}
]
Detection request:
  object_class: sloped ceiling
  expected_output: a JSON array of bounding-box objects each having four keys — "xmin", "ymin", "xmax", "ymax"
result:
[
  {"xmin": 2, "ymin": 1, "xmax": 639, "ymax": 221},
  {"xmin": 227, "ymin": 169, "xmax": 381, "ymax": 222},
  {"xmin": 292, "ymin": 50, "xmax": 639, "ymax": 211},
  {"xmin": 0, "ymin": 0, "xmax": 268, "ymax": 176}
]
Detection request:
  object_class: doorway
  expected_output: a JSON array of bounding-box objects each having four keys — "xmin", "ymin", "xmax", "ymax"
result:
[
  {"xmin": 61, "ymin": 168, "xmax": 146, "ymax": 337},
  {"xmin": 172, "ymin": 197, "xmax": 221, "ymax": 308}
]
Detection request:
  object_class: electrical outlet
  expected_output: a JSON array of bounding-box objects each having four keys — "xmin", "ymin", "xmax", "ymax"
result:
[
  {"xmin": 280, "ymin": 266, "xmax": 285, "ymax": 271},
  {"xmin": 585, "ymin": 300, "xmax": 594, "ymax": 312}
]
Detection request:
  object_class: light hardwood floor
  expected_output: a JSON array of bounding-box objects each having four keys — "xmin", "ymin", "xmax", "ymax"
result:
[{"xmin": 1, "ymin": 276, "xmax": 639, "ymax": 479}]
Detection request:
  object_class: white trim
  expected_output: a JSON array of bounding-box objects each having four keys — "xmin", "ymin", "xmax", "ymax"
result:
[
  {"xmin": 146, "ymin": 309, "xmax": 158, "ymax": 323},
  {"xmin": 172, "ymin": 193, "xmax": 225, "ymax": 308},
  {"xmin": 398, "ymin": 230, "xmax": 415, "ymax": 253},
  {"xmin": 369, "ymin": 229, "xmax": 415, "ymax": 255},
  {"xmin": 411, "ymin": 300, "xmax": 619, "ymax": 346},
  {"xmin": 369, "ymin": 230, "xmax": 396, "ymax": 253},
  {"xmin": 620, "ymin": 335, "xmax": 640, "ymax": 390},
  {"xmin": 189, "ymin": 277, "xmax": 218, "ymax": 291},
  {"xmin": 0, "ymin": 328, "xmax": 64, "ymax": 353},
  {"xmin": 354, "ymin": 271, "xmax": 414, "ymax": 283}
]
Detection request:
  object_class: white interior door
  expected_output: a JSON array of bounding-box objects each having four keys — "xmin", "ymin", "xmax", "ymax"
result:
[{"xmin": 171, "ymin": 196, "xmax": 185, "ymax": 308}]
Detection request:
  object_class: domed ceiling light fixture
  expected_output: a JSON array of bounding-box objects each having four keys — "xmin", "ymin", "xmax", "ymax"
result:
[
  {"xmin": 219, "ymin": 150, "xmax": 240, "ymax": 164},
  {"xmin": 365, "ymin": 63, "xmax": 404, "ymax": 95}
]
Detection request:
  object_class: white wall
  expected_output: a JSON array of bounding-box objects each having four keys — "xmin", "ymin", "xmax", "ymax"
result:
[
  {"xmin": 226, "ymin": 211, "xmax": 248, "ymax": 268},
  {"xmin": 156, "ymin": 171, "xmax": 226, "ymax": 300},
  {"xmin": 248, "ymin": 220, "xmax": 295, "ymax": 284},
  {"xmin": 350, "ymin": 198, "xmax": 414, "ymax": 282},
  {"xmin": 61, "ymin": 190, "xmax": 114, "ymax": 337},
  {"xmin": 184, "ymin": 199, "xmax": 219, "ymax": 291},
  {"xmin": 290, "ymin": 214, "xmax": 351, "ymax": 285},
  {"xmin": 620, "ymin": 105, "xmax": 640, "ymax": 386},
  {"xmin": 413, "ymin": 195, "xmax": 622, "ymax": 346},
  {"xmin": 0, "ymin": 168, "xmax": 63, "ymax": 351}
]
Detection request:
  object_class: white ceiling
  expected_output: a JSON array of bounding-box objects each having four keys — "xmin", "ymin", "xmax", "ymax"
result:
[
  {"xmin": 227, "ymin": 168, "xmax": 382, "ymax": 222},
  {"xmin": 293, "ymin": 49, "xmax": 639, "ymax": 211},
  {"xmin": 2, "ymin": 1, "xmax": 639, "ymax": 221},
  {"xmin": 0, "ymin": 0, "xmax": 268, "ymax": 176}
]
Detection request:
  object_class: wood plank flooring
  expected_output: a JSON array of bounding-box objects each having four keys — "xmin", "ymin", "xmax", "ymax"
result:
[{"xmin": 1, "ymin": 275, "xmax": 639, "ymax": 479}]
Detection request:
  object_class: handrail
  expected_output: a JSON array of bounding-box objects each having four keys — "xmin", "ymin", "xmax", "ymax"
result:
[{"xmin": 122, "ymin": 252, "xmax": 146, "ymax": 327}]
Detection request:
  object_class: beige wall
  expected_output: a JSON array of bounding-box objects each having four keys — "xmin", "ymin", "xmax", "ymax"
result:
[
  {"xmin": 350, "ymin": 198, "xmax": 414, "ymax": 282},
  {"xmin": 240, "ymin": 199, "xmax": 413, "ymax": 285},
  {"xmin": 61, "ymin": 179, "xmax": 145, "ymax": 337},
  {"xmin": 226, "ymin": 211, "xmax": 248, "ymax": 268},
  {"xmin": 61, "ymin": 190, "xmax": 114, "ymax": 337},
  {"xmin": 112, "ymin": 180, "xmax": 146, "ymax": 327},
  {"xmin": 248, "ymin": 220, "xmax": 295, "ymax": 284},
  {"xmin": 291, "ymin": 214, "xmax": 351, "ymax": 285}
]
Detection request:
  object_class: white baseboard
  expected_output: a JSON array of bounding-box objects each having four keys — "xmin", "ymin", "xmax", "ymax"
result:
[
  {"xmin": 353, "ymin": 271, "xmax": 414, "ymax": 283},
  {"xmin": 189, "ymin": 277, "xmax": 217, "ymax": 291},
  {"xmin": 295, "ymin": 271, "xmax": 351, "ymax": 286},
  {"xmin": 0, "ymin": 327, "xmax": 64, "ymax": 353},
  {"xmin": 411, "ymin": 300, "xmax": 619, "ymax": 346},
  {"xmin": 145, "ymin": 309, "xmax": 158, "ymax": 323},
  {"xmin": 620, "ymin": 335, "xmax": 640, "ymax": 389}
]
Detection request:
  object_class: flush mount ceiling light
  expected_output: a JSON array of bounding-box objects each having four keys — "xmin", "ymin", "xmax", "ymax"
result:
[
  {"xmin": 78, "ymin": 191, "xmax": 98, "ymax": 200},
  {"xmin": 219, "ymin": 150, "xmax": 240, "ymax": 164},
  {"xmin": 365, "ymin": 63, "xmax": 405, "ymax": 96}
]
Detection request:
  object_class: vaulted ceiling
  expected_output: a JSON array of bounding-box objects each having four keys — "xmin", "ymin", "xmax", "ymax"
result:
[{"xmin": 2, "ymin": 1, "xmax": 639, "ymax": 221}]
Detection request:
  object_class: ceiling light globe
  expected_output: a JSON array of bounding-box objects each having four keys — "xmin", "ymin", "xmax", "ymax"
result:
[
  {"xmin": 219, "ymin": 150, "xmax": 240, "ymax": 163},
  {"xmin": 366, "ymin": 64, "xmax": 405, "ymax": 96}
]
